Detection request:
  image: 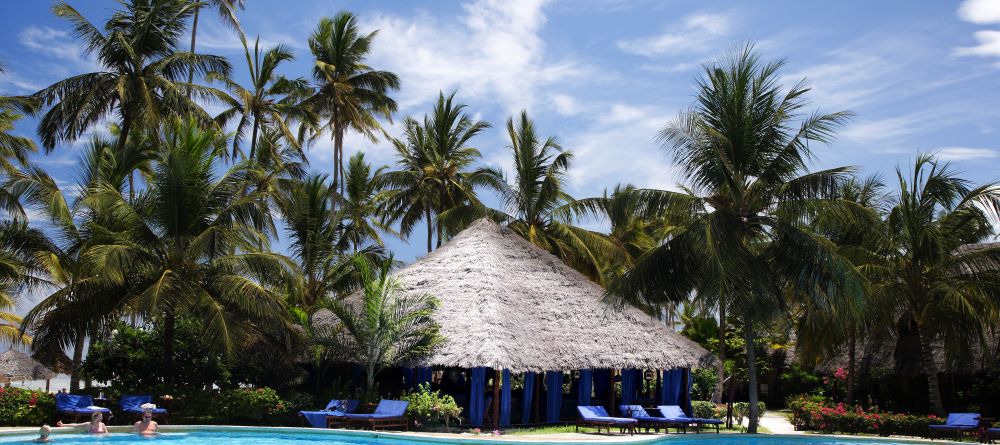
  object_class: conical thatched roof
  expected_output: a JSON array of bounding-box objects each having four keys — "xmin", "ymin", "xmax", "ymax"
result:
[
  {"xmin": 317, "ymin": 218, "xmax": 714, "ymax": 373},
  {"xmin": 0, "ymin": 349, "xmax": 56, "ymax": 383}
]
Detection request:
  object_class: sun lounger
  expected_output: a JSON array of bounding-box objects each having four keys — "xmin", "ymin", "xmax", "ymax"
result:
[
  {"xmin": 619, "ymin": 404, "xmax": 687, "ymax": 433},
  {"xmin": 55, "ymin": 393, "xmax": 112, "ymax": 423},
  {"xmin": 342, "ymin": 399, "xmax": 408, "ymax": 431},
  {"xmin": 576, "ymin": 405, "xmax": 637, "ymax": 435},
  {"xmin": 119, "ymin": 394, "xmax": 169, "ymax": 423},
  {"xmin": 928, "ymin": 413, "xmax": 979, "ymax": 440},
  {"xmin": 657, "ymin": 405, "xmax": 721, "ymax": 433},
  {"xmin": 298, "ymin": 399, "xmax": 359, "ymax": 428}
]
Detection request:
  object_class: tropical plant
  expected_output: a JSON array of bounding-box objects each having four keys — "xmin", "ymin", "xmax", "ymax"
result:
[
  {"xmin": 326, "ymin": 257, "xmax": 441, "ymax": 392},
  {"xmin": 80, "ymin": 118, "xmax": 294, "ymax": 386},
  {"xmin": 32, "ymin": 0, "xmax": 230, "ymax": 159},
  {"xmin": 441, "ymin": 111, "xmax": 623, "ymax": 282},
  {"xmin": 605, "ymin": 44, "xmax": 858, "ymax": 433},
  {"xmin": 0, "ymin": 221, "xmax": 50, "ymax": 346},
  {"xmin": 338, "ymin": 152, "xmax": 396, "ymax": 252},
  {"xmin": 213, "ymin": 36, "xmax": 309, "ymax": 159},
  {"xmin": 863, "ymin": 154, "xmax": 1000, "ymax": 415},
  {"xmin": 0, "ymin": 65, "xmax": 36, "ymax": 178},
  {"xmin": 384, "ymin": 91, "xmax": 496, "ymax": 251},
  {"xmin": 185, "ymin": 0, "xmax": 245, "ymax": 87},
  {"xmin": 303, "ymin": 11, "xmax": 400, "ymax": 201}
]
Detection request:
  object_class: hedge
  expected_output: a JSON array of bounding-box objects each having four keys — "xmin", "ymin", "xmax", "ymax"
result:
[
  {"xmin": 788, "ymin": 394, "xmax": 944, "ymax": 436},
  {"xmin": 0, "ymin": 387, "xmax": 55, "ymax": 426}
]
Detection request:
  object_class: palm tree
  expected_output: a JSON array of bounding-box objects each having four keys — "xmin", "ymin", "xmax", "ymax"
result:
[
  {"xmin": 605, "ymin": 45, "xmax": 857, "ymax": 433},
  {"xmin": 303, "ymin": 11, "xmax": 400, "ymax": 202},
  {"xmin": 338, "ymin": 152, "xmax": 397, "ymax": 252},
  {"xmin": 0, "ymin": 220, "xmax": 50, "ymax": 346},
  {"xmin": 186, "ymin": 0, "xmax": 245, "ymax": 90},
  {"xmin": 33, "ymin": 1, "xmax": 231, "ymax": 156},
  {"xmin": 213, "ymin": 36, "xmax": 309, "ymax": 160},
  {"xmin": 326, "ymin": 256, "xmax": 440, "ymax": 392},
  {"xmin": 81, "ymin": 118, "xmax": 294, "ymax": 386},
  {"xmin": 0, "ymin": 63, "xmax": 37, "ymax": 177},
  {"xmin": 441, "ymin": 111, "xmax": 623, "ymax": 282},
  {"xmin": 865, "ymin": 154, "xmax": 1000, "ymax": 415},
  {"xmin": 384, "ymin": 91, "xmax": 495, "ymax": 251}
]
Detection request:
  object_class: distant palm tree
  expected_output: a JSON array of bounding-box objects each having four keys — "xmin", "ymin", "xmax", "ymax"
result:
[
  {"xmin": 213, "ymin": 36, "xmax": 309, "ymax": 160},
  {"xmin": 442, "ymin": 111, "xmax": 623, "ymax": 282},
  {"xmin": 33, "ymin": 1, "xmax": 231, "ymax": 154},
  {"xmin": 338, "ymin": 152, "xmax": 397, "ymax": 252},
  {"xmin": 865, "ymin": 154, "xmax": 1000, "ymax": 415},
  {"xmin": 185, "ymin": 0, "xmax": 245, "ymax": 89},
  {"xmin": 303, "ymin": 12, "xmax": 400, "ymax": 203},
  {"xmin": 606, "ymin": 45, "xmax": 857, "ymax": 433},
  {"xmin": 385, "ymin": 92, "xmax": 496, "ymax": 251},
  {"xmin": 0, "ymin": 62, "xmax": 37, "ymax": 177},
  {"xmin": 82, "ymin": 118, "xmax": 293, "ymax": 386},
  {"xmin": 0, "ymin": 220, "xmax": 50, "ymax": 346},
  {"xmin": 326, "ymin": 256, "xmax": 440, "ymax": 392}
]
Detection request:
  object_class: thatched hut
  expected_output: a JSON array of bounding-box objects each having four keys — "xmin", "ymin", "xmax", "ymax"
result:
[
  {"xmin": 0, "ymin": 349, "xmax": 56, "ymax": 386},
  {"xmin": 317, "ymin": 218, "xmax": 713, "ymax": 427}
]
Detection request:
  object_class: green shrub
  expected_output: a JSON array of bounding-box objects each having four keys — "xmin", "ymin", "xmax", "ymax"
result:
[
  {"xmin": 732, "ymin": 401, "xmax": 766, "ymax": 425},
  {"xmin": 691, "ymin": 400, "xmax": 718, "ymax": 420},
  {"xmin": 787, "ymin": 394, "xmax": 944, "ymax": 436},
  {"xmin": 0, "ymin": 387, "xmax": 55, "ymax": 426},
  {"xmin": 213, "ymin": 387, "xmax": 286, "ymax": 422},
  {"xmin": 402, "ymin": 383, "xmax": 462, "ymax": 430}
]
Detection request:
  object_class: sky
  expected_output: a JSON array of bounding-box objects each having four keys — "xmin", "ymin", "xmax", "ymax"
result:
[{"xmin": 2, "ymin": 0, "xmax": 1000, "ymax": 311}]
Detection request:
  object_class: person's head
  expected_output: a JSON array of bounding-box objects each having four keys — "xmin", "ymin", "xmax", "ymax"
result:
[
  {"xmin": 90, "ymin": 412, "xmax": 101, "ymax": 423},
  {"xmin": 142, "ymin": 410, "xmax": 153, "ymax": 422},
  {"xmin": 38, "ymin": 425, "xmax": 51, "ymax": 438}
]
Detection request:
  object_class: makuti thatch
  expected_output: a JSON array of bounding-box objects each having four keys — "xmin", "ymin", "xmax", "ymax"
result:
[
  {"xmin": 0, "ymin": 349, "xmax": 56, "ymax": 383},
  {"xmin": 316, "ymin": 218, "xmax": 714, "ymax": 373}
]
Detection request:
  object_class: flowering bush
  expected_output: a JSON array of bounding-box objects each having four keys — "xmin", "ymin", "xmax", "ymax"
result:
[
  {"xmin": 0, "ymin": 387, "xmax": 55, "ymax": 426},
  {"xmin": 788, "ymin": 394, "xmax": 943, "ymax": 436},
  {"xmin": 213, "ymin": 387, "xmax": 287, "ymax": 422},
  {"xmin": 402, "ymin": 383, "xmax": 463, "ymax": 430},
  {"xmin": 691, "ymin": 400, "xmax": 723, "ymax": 420}
]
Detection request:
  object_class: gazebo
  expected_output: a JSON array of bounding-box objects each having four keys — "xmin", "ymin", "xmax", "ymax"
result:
[
  {"xmin": 0, "ymin": 349, "xmax": 56, "ymax": 388},
  {"xmin": 320, "ymin": 218, "xmax": 714, "ymax": 427}
]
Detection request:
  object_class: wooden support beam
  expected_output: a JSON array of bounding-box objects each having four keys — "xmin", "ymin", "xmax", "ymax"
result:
[{"xmin": 493, "ymin": 370, "xmax": 501, "ymax": 429}]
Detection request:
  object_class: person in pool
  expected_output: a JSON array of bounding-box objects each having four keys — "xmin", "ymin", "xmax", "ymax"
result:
[
  {"xmin": 32, "ymin": 425, "xmax": 52, "ymax": 443},
  {"xmin": 132, "ymin": 408, "xmax": 159, "ymax": 435},
  {"xmin": 56, "ymin": 412, "xmax": 108, "ymax": 434}
]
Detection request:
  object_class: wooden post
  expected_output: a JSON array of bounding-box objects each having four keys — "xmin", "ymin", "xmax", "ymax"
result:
[
  {"xmin": 609, "ymin": 369, "xmax": 617, "ymax": 415},
  {"xmin": 493, "ymin": 370, "xmax": 501, "ymax": 429}
]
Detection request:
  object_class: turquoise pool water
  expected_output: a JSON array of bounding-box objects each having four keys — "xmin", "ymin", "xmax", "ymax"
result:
[{"xmin": 0, "ymin": 429, "xmax": 952, "ymax": 445}]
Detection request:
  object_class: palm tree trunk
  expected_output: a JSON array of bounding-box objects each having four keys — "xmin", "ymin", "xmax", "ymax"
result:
[
  {"xmin": 425, "ymin": 208, "xmax": 433, "ymax": 253},
  {"xmin": 436, "ymin": 216, "xmax": 443, "ymax": 249},
  {"xmin": 69, "ymin": 334, "xmax": 85, "ymax": 392},
  {"xmin": 846, "ymin": 332, "xmax": 856, "ymax": 405},
  {"xmin": 186, "ymin": 6, "xmax": 200, "ymax": 98},
  {"xmin": 916, "ymin": 323, "xmax": 945, "ymax": 415},
  {"xmin": 745, "ymin": 322, "xmax": 759, "ymax": 434},
  {"xmin": 117, "ymin": 118, "xmax": 134, "ymax": 200},
  {"xmin": 249, "ymin": 118, "xmax": 260, "ymax": 160},
  {"xmin": 163, "ymin": 311, "xmax": 176, "ymax": 388},
  {"xmin": 713, "ymin": 301, "xmax": 726, "ymax": 403}
]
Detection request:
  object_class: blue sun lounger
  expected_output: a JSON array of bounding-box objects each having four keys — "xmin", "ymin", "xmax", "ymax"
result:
[
  {"xmin": 928, "ymin": 413, "xmax": 980, "ymax": 440},
  {"xmin": 119, "ymin": 395, "xmax": 169, "ymax": 423},
  {"xmin": 298, "ymin": 399, "xmax": 359, "ymax": 428},
  {"xmin": 576, "ymin": 406, "xmax": 637, "ymax": 435},
  {"xmin": 658, "ymin": 405, "xmax": 722, "ymax": 433},
  {"xmin": 55, "ymin": 393, "xmax": 112, "ymax": 423},
  {"xmin": 342, "ymin": 399, "xmax": 408, "ymax": 430},
  {"xmin": 619, "ymin": 404, "xmax": 688, "ymax": 433}
]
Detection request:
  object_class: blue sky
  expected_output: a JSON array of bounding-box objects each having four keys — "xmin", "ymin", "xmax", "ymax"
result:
[{"xmin": 3, "ymin": 0, "xmax": 1000, "ymax": 274}]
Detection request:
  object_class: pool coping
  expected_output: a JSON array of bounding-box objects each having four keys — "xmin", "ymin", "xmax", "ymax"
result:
[{"xmin": 0, "ymin": 425, "xmax": 967, "ymax": 445}]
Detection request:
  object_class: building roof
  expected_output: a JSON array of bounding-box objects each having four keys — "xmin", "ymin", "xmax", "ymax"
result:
[{"xmin": 0, "ymin": 349, "xmax": 56, "ymax": 383}]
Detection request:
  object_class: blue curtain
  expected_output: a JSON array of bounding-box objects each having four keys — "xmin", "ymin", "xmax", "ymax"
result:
[
  {"xmin": 351, "ymin": 365, "xmax": 363, "ymax": 387},
  {"xmin": 500, "ymin": 370, "xmax": 512, "ymax": 426},
  {"xmin": 416, "ymin": 367, "xmax": 433, "ymax": 387},
  {"xmin": 577, "ymin": 370, "xmax": 593, "ymax": 406},
  {"xmin": 594, "ymin": 369, "xmax": 611, "ymax": 403},
  {"xmin": 685, "ymin": 368, "xmax": 693, "ymax": 415},
  {"xmin": 621, "ymin": 369, "xmax": 640, "ymax": 405},
  {"xmin": 521, "ymin": 373, "xmax": 536, "ymax": 425},
  {"xmin": 469, "ymin": 367, "xmax": 487, "ymax": 427},
  {"xmin": 545, "ymin": 371, "xmax": 563, "ymax": 423},
  {"xmin": 401, "ymin": 367, "xmax": 414, "ymax": 389},
  {"xmin": 660, "ymin": 368, "xmax": 683, "ymax": 405}
]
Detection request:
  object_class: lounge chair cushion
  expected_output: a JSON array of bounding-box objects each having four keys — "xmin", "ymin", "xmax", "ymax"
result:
[
  {"xmin": 119, "ymin": 395, "xmax": 169, "ymax": 415},
  {"xmin": 343, "ymin": 399, "xmax": 408, "ymax": 420},
  {"xmin": 577, "ymin": 406, "xmax": 638, "ymax": 425},
  {"xmin": 928, "ymin": 413, "xmax": 979, "ymax": 431},
  {"xmin": 657, "ymin": 405, "xmax": 696, "ymax": 421},
  {"xmin": 55, "ymin": 394, "xmax": 112, "ymax": 415},
  {"xmin": 299, "ymin": 399, "xmax": 360, "ymax": 427}
]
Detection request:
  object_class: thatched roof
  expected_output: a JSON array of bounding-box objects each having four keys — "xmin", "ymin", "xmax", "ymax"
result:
[
  {"xmin": 0, "ymin": 349, "xmax": 56, "ymax": 383},
  {"xmin": 316, "ymin": 218, "xmax": 714, "ymax": 373}
]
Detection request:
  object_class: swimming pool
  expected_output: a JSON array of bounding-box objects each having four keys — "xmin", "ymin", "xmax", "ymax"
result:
[{"xmin": 0, "ymin": 427, "xmax": 957, "ymax": 445}]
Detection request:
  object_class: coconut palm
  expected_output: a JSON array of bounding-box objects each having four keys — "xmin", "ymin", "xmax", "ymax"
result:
[
  {"xmin": 864, "ymin": 154, "xmax": 1000, "ymax": 415},
  {"xmin": 0, "ymin": 63, "xmax": 36, "ymax": 177},
  {"xmin": 186, "ymin": 0, "xmax": 245, "ymax": 88},
  {"xmin": 213, "ymin": 36, "xmax": 309, "ymax": 160},
  {"xmin": 303, "ymin": 11, "xmax": 400, "ymax": 202},
  {"xmin": 81, "ymin": 118, "xmax": 294, "ymax": 385},
  {"xmin": 326, "ymin": 256, "xmax": 440, "ymax": 392},
  {"xmin": 338, "ymin": 152, "xmax": 396, "ymax": 252},
  {"xmin": 33, "ymin": 0, "xmax": 231, "ymax": 155},
  {"xmin": 441, "ymin": 111, "xmax": 624, "ymax": 282},
  {"xmin": 0, "ymin": 220, "xmax": 51, "ymax": 346},
  {"xmin": 605, "ymin": 45, "xmax": 857, "ymax": 433},
  {"xmin": 384, "ymin": 91, "xmax": 496, "ymax": 251}
]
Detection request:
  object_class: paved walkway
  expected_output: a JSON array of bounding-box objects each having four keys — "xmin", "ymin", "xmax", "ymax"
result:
[{"xmin": 758, "ymin": 410, "xmax": 801, "ymax": 435}]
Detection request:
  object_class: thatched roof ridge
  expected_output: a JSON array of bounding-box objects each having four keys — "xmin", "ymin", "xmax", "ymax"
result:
[
  {"xmin": 319, "ymin": 218, "xmax": 714, "ymax": 373},
  {"xmin": 0, "ymin": 349, "xmax": 56, "ymax": 383}
]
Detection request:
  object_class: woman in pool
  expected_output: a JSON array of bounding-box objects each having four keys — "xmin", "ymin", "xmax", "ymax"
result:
[
  {"xmin": 56, "ymin": 412, "xmax": 108, "ymax": 434},
  {"xmin": 132, "ymin": 408, "xmax": 159, "ymax": 435},
  {"xmin": 32, "ymin": 424, "xmax": 52, "ymax": 443}
]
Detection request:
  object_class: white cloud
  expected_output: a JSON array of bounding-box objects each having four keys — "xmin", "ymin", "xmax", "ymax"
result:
[
  {"xmin": 954, "ymin": 30, "xmax": 1000, "ymax": 58},
  {"xmin": 934, "ymin": 146, "xmax": 999, "ymax": 161},
  {"xmin": 549, "ymin": 93, "xmax": 583, "ymax": 116},
  {"xmin": 616, "ymin": 12, "xmax": 731, "ymax": 58},
  {"xmin": 958, "ymin": 0, "xmax": 1000, "ymax": 25},
  {"xmin": 194, "ymin": 22, "xmax": 306, "ymax": 53},
  {"xmin": 364, "ymin": 0, "xmax": 589, "ymax": 113},
  {"xmin": 19, "ymin": 26, "xmax": 96, "ymax": 72}
]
